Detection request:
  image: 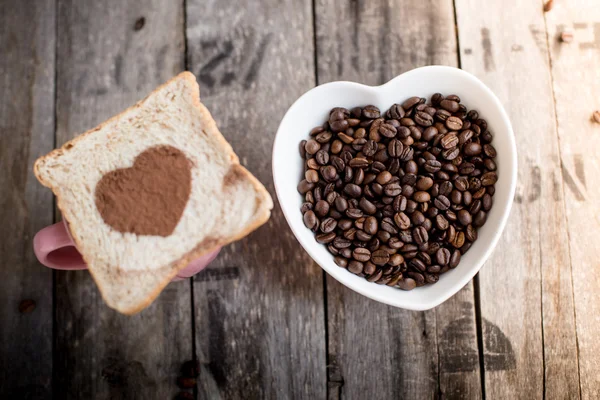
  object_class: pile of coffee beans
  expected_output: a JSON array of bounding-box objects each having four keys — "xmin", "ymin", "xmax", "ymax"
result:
[{"xmin": 298, "ymin": 94, "xmax": 497, "ymax": 290}]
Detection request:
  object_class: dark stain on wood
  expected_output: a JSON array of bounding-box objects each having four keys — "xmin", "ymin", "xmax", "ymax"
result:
[
  {"xmin": 243, "ymin": 32, "xmax": 272, "ymax": 90},
  {"xmin": 481, "ymin": 28, "xmax": 496, "ymax": 71},
  {"xmin": 194, "ymin": 266, "xmax": 240, "ymax": 282},
  {"xmin": 482, "ymin": 318, "xmax": 516, "ymax": 371},
  {"xmin": 561, "ymin": 162, "xmax": 586, "ymax": 201},
  {"xmin": 574, "ymin": 154, "xmax": 586, "ymax": 188},
  {"xmin": 529, "ymin": 166, "xmax": 541, "ymax": 202},
  {"xmin": 198, "ymin": 40, "xmax": 234, "ymax": 88},
  {"xmin": 579, "ymin": 22, "xmax": 600, "ymax": 49},
  {"xmin": 206, "ymin": 290, "xmax": 228, "ymax": 390},
  {"xmin": 440, "ymin": 317, "xmax": 480, "ymax": 372},
  {"xmin": 552, "ymin": 171, "xmax": 562, "ymax": 201}
]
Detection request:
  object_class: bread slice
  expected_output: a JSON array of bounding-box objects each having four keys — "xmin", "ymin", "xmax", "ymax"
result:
[{"xmin": 34, "ymin": 72, "xmax": 273, "ymax": 314}]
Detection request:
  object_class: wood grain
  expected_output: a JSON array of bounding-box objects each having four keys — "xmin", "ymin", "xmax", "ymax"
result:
[
  {"xmin": 545, "ymin": 2, "xmax": 600, "ymax": 398},
  {"xmin": 54, "ymin": 1, "xmax": 191, "ymax": 399},
  {"xmin": 186, "ymin": 0, "xmax": 326, "ymax": 398},
  {"xmin": 315, "ymin": 1, "xmax": 482, "ymax": 398},
  {"xmin": 456, "ymin": 0, "xmax": 580, "ymax": 398},
  {"xmin": 0, "ymin": 1, "xmax": 55, "ymax": 399}
]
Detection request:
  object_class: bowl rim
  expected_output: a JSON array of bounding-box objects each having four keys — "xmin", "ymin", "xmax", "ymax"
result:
[{"xmin": 272, "ymin": 65, "xmax": 517, "ymax": 310}]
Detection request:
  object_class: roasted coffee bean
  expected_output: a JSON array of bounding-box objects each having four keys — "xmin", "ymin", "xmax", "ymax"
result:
[
  {"xmin": 346, "ymin": 208, "xmax": 364, "ymax": 219},
  {"xmin": 481, "ymin": 172, "xmax": 498, "ymax": 186},
  {"xmin": 348, "ymin": 260, "xmax": 364, "ymax": 274},
  {"xmin": 409, "ymin": 258, "xmax": 427, "ymax": 272},
  {"xmin": 449, "ymin": 249, "xmax": 461, "ymax": 268},
  {"xmin": 413, "ymin": 191, "xmax": 431, "ymax": 203},
  {"xmin": 381, "ymin": 217, "xmax": 398, "ymax": 234},
  {"xmin": 356, "ymin": 230, "xmax": 372, "ymax": 242},
  {"xmin": 362, "ymin": 105, "xmax": 381, "ymax": 119},
  {"xmin": 446, "ymin": 116, "xmax": 463, "ymax": 130},
  {"xmin": 353, "ymin": 248, "xmax": 371, "ymax": 262},
  {"xmin": 411, "ymin": 210, "xmax": 425, "ymax": 226},
  {"xmin": 316, "ymin": 232, "xmax": 336, "ymax": 244},
  {"xmin": 413, "ymin": 226, "xmax": 429, "ymax": 245},
  {"xmin": 334, "ymin": 256, "xmax": 348, "ymax": 268},
  {"xmin": 424, "ymin": 160, "xmax": 442, "ymax": 173},
  {"xmin": 415, "ymin": 111, "xmax": 434, "ymax": 127},
  {"xmin": 483, "ymin": 144, "xmax": 497, "ymax": 158},
  {"xmin": 473, "ymin": 210, "xmax": 487, "ymax": 227},
  {"xmin": 305, "ymin": 169, "xmax": 319, "ymax": 183},
  {"xmin": 314, "ymin": 200, "xmax": 330, "ymax": 217},
  {"xmin": 305, "ymin": 139, "xmax": 321, "ymax": 155},
  {"xmin": 303, "ymin": 210, "xmax": 317, "ymax": 229},
  {"xmin": 434, "ymin": 195, "xmax": 451, "ymax": 211},
  {"xmin": 359, "ymin": 197, "xmax": 377, "ymax": 215},
  {"xmin": 439, "ymin": 181, "xmax": 453, "ymax": 196},
  {"xmin": 320, "ymin": 217, "xmax": 337, "ymax": 233},
  {"xmin": 315, "ymin": 150, "xmax": 329, "ymax": 165},
  {"xmin": 436, "ymin": 248, "xmax": 451, "ymax": 265},
  {"xmin": 457, "ymin": 209, "xmax": 472, "ymax": 226},
  {"xmin": 384, "ymin": 182, "xmax": 402, "ymax": 197},
  {"xmin": 364, "ymin": 216, "xmax": 378, "ymax": 235},
  {"xmin": 371, "ymin": 249, "xmax": 390, "ymax": 265},
  {"xmin": 466, "ymin": 224, "xmax": 477, "ymax": 242},
  {"xmin": 344, "ymin": 183, "xmax": 362, "ymax": 198},
  {"xmin": 394, "ymin": 212, "xmax": 411, "ymax": 230},
  {"xmin": 440, "ymin": 99, "xmax": 459, "ymax": 113},
  {"xmin": 463, "ymin": 142, "xmax": 482, "ymax": 156}
]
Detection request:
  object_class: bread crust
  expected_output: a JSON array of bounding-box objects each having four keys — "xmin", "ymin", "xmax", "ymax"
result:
[{"xmin": 34, "ymin": 72, "xmax": 273, "ymax": 314}]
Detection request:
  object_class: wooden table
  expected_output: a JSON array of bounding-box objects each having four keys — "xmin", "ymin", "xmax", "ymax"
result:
[{"xmin": 1, "ymin": 0, "xmax": 598, "ymax": 399}]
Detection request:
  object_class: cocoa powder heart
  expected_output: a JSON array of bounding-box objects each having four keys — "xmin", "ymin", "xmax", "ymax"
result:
[{"xmin": 95, "ymin": 145, "xmax": 192, "ymax": 236}]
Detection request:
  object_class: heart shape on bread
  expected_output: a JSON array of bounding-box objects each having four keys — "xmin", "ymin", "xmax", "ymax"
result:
[{"xmin": 95, "ymin": 145, "xmax": 192, "ymax": 236}]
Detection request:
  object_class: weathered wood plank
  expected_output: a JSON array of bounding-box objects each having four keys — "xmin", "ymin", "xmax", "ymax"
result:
[
  {"xmin": 456, "ymin": 0, "xmax": 580, "ymax": 398},
  {"xmin": 54, "ymin": 2, "xmax": 191, "ymax": 399},
  {"xmin": 186, "ymin": 0, "xmax": 326, "ymax": 398},
  {"xmin": 545, "ymin": 2, "xmax": 600, "ymax": 398},
  {"xmin": 0, "ymin": 1, "xmax": 55, "ymax": 399},
  {"xmin": 315, "ymin": 1, "xmax": 482, "ymax": 398},
  {"xmin": 0, "ymin": 0, "xmax": 55, "ymax": 399}
]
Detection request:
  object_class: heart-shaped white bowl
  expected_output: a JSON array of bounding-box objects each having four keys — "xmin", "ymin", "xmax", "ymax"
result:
[{"xmin": 272, "ymin": 66, "xmax": 517, "ymax": 310}]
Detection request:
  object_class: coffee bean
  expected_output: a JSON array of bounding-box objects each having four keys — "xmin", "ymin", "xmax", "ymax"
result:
[
  {"xmin": 362, "ymin": 105, "xmax": 381, "ymax": 119},
  {"xmin": 356, "ymin": 230, "xmax": 372, "ymax": 242},
  {"xmin": 315, "ymin": 200, "xmax": 330, "ymax": 217},
  {"xmin": 413, "ymin": 226, "xmax": 429, "ymax": 245},
  {"xmin": 359, "ymin": 197, "xmax": 377, "ymax": 215},
  {"xmin": 344, "ymin": 183, "xmax": 362, "ymax": 198},
  {"xmin": 384, "ymin": 182, "xmax": 402, "ymax": 197},
  {"xmin": 367, "ymin": 249, "xmax": 388, "ymax": 265},
  {"xmin": 348, "ymin": 260, "xmax": 364, "ymax": 274},
  {"xmin": 434, "ymin": 195, "xmax": 451, "ymax": 210},
  {"xmin": 303, "ymin": 210, "xmax": 317, "ymax": 229},
  {"xmin": 424, "ymin": 160, "xmax": 442, "ymax": 173},
  {"xmin": 446, "ymin": 116, "xmax": 463, "ymax": 130},
  {"xmin": 316, "ymin": 150, "xmax": 330, "ymax": 165},
  {"xmin": 305, "ymin": 139, "xmax": 321, "ymax": 155},
  {"xmin": 466, "ymin": 224, "xmax": 477, "ymax": 242},
  {"xmin": 353, "ymin": 248, "xmax": 371, "ymax": 262},
  {"xmin": 349, "ymin": 157, "xmax": 369, "ymax": 168},
  {"xmin": 464, "ymin": 142, "xmax": 482, "ymax": 156},
  {"xmin": 439, "ymin": 99, "xmax": 459, "ymax": 113},
  {"xmin": 447, "ymin": 249, "xmax": 460, "ymax": 268},
  {"xmin": 379, "ymin": 217, "xmax": 397, "ymax": 234},
  {"xmin": 334, "ymin": 256, "xmax": 348, "ymax": 268},
  {"xmin": 394, "ymin": 212, "xmax": 411, "ymax": 230},
  {"xmin": 346, "ymin": 208, "xmax": 364, "ymax": 219},
  {"xmin": 435, "ymin": 214, "xmax": 449, "ymax": 230},
  {"xmin": 316, "ymin": 232, "xmax": 336, "ymax": 244},
  {"xmin": 320, "ymin": 217, "xmax": 337, "ymax": 233},
  {"xmin": 333, "ymin": 236, "xmax": 352, "ymax": 249},
  {"xmin": 483, "ymin": 144, "xmax": 497, "ymax": 158},
  {"xmin": 305, "ymin": 169, "xmax": 319, "ymax": 183},
  {"xmin": 481, "ymin": 172, "xmax": 498, "ymax": 186},
  {"xmin": 436, "ymin": 248, "xmax": 451, "ymax": 265},
  {"xmin": 473, "ymin": 210, "xmax": 487, "ymax": 227},
  {"xmin": 413, "ymin": 191, "xmax": 431, "ymax": 203},
  {"xmin": 415, "ymin": 111, "xmax": 434, "ymax": 127},
  {"xmin": 457, "ymin": 209, "xmax": 472, "ymax": 226}
]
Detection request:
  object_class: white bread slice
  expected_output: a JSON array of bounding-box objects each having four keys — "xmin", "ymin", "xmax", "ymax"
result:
[{"xmin": 34, "ymin": 72, "xmax": 273, "ymax": 314}]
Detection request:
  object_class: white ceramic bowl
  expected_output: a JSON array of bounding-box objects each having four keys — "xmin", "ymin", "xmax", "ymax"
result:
[{"xmin": 272, "ymin": 66, "xmax": 517, "ymax": 310}]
